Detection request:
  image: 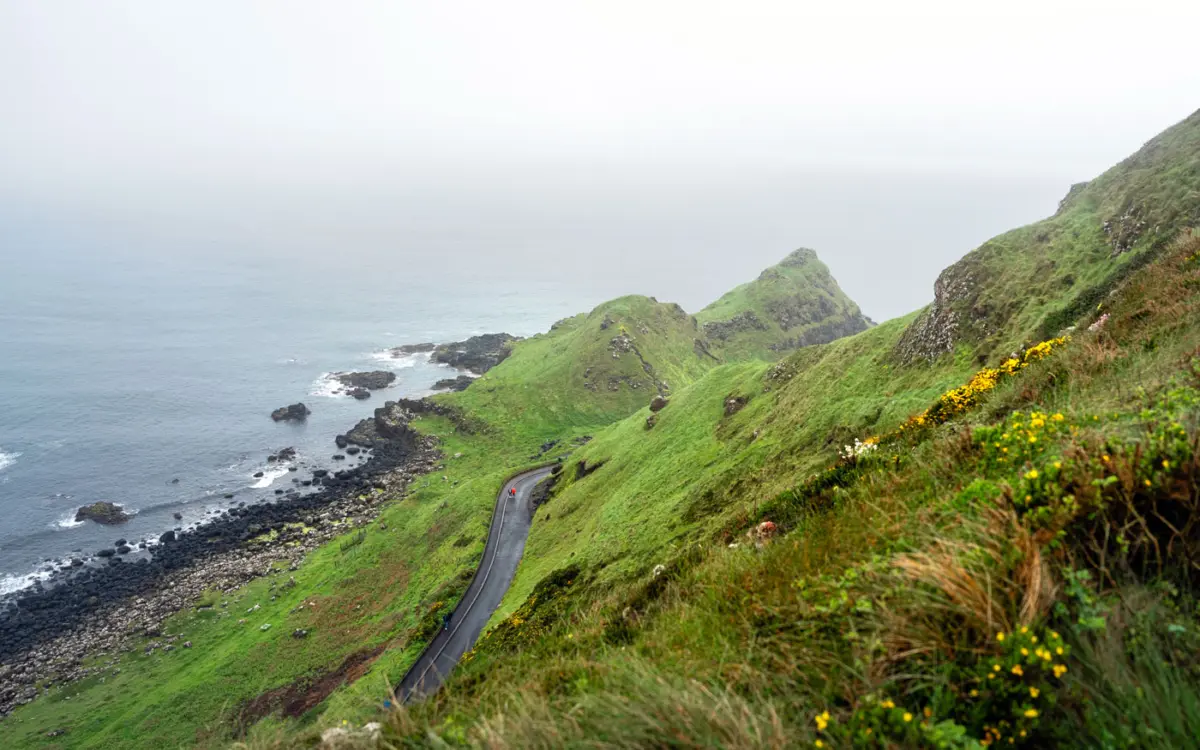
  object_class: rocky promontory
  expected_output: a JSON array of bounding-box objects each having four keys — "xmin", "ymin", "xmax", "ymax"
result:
[{"xmin": 390, "ymin": 333, "xmax": 521, "ymax": 375}]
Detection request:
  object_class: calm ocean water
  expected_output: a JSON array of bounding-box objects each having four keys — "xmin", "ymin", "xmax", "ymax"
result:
[{"xmin": 0, "ymin": 234, "xmax": 582, "ymax": 595}]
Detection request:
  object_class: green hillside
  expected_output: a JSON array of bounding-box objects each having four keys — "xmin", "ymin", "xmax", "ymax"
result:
[
  {"xmin": 695, "ymin": 247, "xmax": 872, "ymax": 360},
  {"xmin": 6, "ymin": 110, "xmax": 1200, "ymax": 750},
  {"xmin": 444, "ymin": 295, "xmax": 718, "ymax": 437}
]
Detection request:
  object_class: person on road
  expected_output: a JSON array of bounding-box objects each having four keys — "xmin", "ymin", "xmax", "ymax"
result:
[
  {"xmin": 509, "ymin": 486, "xmax": 516, "ymax": 497},
  {"xmin": 442, "ymin": 612, "xmax": 451, "ymax": 631}
]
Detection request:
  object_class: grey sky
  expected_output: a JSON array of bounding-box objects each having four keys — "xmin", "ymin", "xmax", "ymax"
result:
[{"xmin": 2, "ymin": 1, "xmax": 1198, "ymax": 320}]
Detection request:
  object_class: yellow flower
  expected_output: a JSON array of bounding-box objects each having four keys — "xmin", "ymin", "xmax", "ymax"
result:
[
  {"xmin": 1025, "ymin": 709, "xmax": 1038, "ymax": 718},
  {"xmin": 1025, "ymin": 469, "xmax": 1039, "ymax": 480},
  {"xmin": 1052, "ymin": 413, "xmax": 1065, "ymax": 421},
  {"xmin": 881, "ymin": 700, "xmax": 895, "ymax": 709},
  {"xmin": 970, "ymin": 689, "xmax": 979, "ymax": 697},
  {"xmin": 1021, "ymin": 648, "xmax": 1030, "ymax": 656},
  {"xmin": 1056, "ymin": 647, "xmax": 1064, "ymax": 655},
  {"xmin": 903, "ymin": 712, "xmax": 913, "ymax": 723},
  {"xmin": 815, "ymin": 741, "xmax": 824, "ymax": 748},
  {"xmin": 1053, "ymin": 461, "xmax": 1062, "ymax": 470},
  {"xmin": 1030, "ymin": 687, "xmax": 1040, "ymax": 698},
  {"xmin": 996, "ymin": 632, "xmax": 1006, "ymax": 642},
  {"xmin": 1050, "ymin": 631, "xmax": 1060, "ymax": 640},
  {"xmin": 924, "ymin": 707, "xmax": 932, "ymax": 718},
  {"xmin": 1029, "ymin": 436, "xmax": 1038, "ymax": 443},
  {"xmin": 1012, "ymin": 665, "xmax": 1024, "ymax": 676},
  {"xmin": 1144, "ymin": 479, "xmax": 1152, "ymax": 487},
  {"xmin": 1031, "ymin": 635, "xmax": 1038, "ymax": 643},
  {"xmin": 1020, "ymin": 626, "xmax": 1028, "ymax": 634},
  {"xmin": 1053, "ymin": 664, "xmax": 1068, "ymax": 678},
  {"xmin": 814, "ymin": 711, "xmax": 830, "ymax": 731},
  {"xmin": 993, "ymin": 664, "xmax": 1002, "ymax": 672}
]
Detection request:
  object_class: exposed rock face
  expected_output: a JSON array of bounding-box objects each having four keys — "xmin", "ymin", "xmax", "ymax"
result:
[
  {"xmin": 343, "ymin": 398, "xmax": 474, "ymax": 450},
  {"xmin": 431, "ymin": 375, "xmax": 474, "ymax": 392},
  {"xmin": 333, "ymin": 371, "xmax": 396, "ymax": 390},
  {"xmin": 766, "ymin": 315, "xmax": 871, "ymax": 353},
  {"xmin": 74, "ymin": 502, "xmax": 131, "ymax": 525},
  {"xmin": 893, "ymin": 259, "xmax": 979, "ymax": 363},
  {"xmin": 724, "ymin": 395, "xmax": 749, "ymax": 416},
  {"xmin": 270, "ymin": 403, "xmax": 311, "ymax": 422},
  {"xmin": 702, "ymin": 311, "xmax": 769, "ymax": 340}
]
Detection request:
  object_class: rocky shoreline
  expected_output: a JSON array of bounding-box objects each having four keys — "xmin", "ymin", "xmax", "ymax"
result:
[{"xmin": 0, "ymin": 398, "xmax": 449, "ymax": 717}]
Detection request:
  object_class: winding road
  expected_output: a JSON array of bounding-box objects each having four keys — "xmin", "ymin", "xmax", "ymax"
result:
[{"xmin": 397, "ymin": 466, "xmax": 553, "ymax": 701}]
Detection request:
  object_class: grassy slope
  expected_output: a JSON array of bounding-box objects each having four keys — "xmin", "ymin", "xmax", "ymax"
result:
[
  {"xmin": 330, "ymin": 111, "xmax": 1200, "ymax": 746},
  {"xmin": 901, "ymin": 109, "xmax": 1200, "ymax": 362},
  {"xmin": 696, "ymin": 247, "xmax": 871, "ymax": 360},
  {"xmin": 379, "ymin": 227, "xmax": 1200, "ymax": 749},
  {"xmin": 0, "ymin": 297, "xmax": 737, "ymax": 749},
  {"xmin": 8, "ymin": 112, "xmax": 1199, "ymax": 749}
]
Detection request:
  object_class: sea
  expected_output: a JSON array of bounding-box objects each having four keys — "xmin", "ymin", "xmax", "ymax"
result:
[{"xmin": 0, "ymin": 237, "xmax": 584, "ymax": 597}]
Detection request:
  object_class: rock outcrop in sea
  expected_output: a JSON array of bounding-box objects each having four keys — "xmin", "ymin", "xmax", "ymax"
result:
[{"xmin": 270, "ymin": 403, "xmax": 311, "ymax": 422}]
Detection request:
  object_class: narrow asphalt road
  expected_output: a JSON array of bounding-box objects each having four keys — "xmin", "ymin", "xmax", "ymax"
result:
[{"xmin": 396, "ymin": 466, "xmax": 553, "ymax": 701}]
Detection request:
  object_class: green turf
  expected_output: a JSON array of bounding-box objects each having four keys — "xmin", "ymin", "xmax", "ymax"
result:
[{"xmin": 5, "ymin": 110, "xmax": 1200, "ymax": 749}]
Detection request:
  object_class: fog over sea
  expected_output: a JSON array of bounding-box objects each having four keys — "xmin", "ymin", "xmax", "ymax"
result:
[{"xmin": 0, "ymin": 170, "xmax": 1067, "ymax": 595}]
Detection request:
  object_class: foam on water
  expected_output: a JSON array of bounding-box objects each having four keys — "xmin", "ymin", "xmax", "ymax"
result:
[
  {"xmin": 0, "ymin": 450, "xmax": 19, "ymax": 473},
  {"xmin": 309, "ymin": 373, "xmax": 349, "ymax": 398},
  {"xmin": 250, "ymin": 465, "xmax": 291, "ymax": 489},
  {"xmin": 1, "ymin": 572, "xmax": 46, "ymax": 597},
  {"xmin": 53, "ymin": 512, "xmax": 86, "ymax": 530},
  {"xmin": 370, "ymin": 350, "xmax": 428, "ymax": 369}
]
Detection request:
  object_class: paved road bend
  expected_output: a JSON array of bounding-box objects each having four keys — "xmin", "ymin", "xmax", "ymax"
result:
[{"xmin": 397, "ymin": 466, "xmax": 553, "ymax": 701}]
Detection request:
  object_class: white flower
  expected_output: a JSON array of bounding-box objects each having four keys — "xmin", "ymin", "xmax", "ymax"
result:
[
  {"xmin": 840, "ymin": 438, "xmax": 878, "ymax": 460},
  {"xmin": 652, "ymin": 564, "xmax": 666, "ymax": 578}
]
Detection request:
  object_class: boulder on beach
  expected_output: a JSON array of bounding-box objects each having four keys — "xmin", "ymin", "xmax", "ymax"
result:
[
  {"xmin": 333, "ymin": 371, "xmax": 396, "ymax": 390},
  {"xmin": 271, "ymin": 403, "xmax": 311, "ymax": 422},
  {"xmin": 75, "ymin": 502, "xmax": 131, "ymax": 525}
]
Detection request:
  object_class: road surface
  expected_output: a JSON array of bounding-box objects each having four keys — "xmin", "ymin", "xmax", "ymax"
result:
[{"xmin": 396, "ymin": 465, "xmax": 553, "ymax": 700}]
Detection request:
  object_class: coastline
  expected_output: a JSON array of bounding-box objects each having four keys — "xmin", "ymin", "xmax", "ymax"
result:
[{"xmin": 0, "ymin": 396, "xmax": 447, "ymax": 717}]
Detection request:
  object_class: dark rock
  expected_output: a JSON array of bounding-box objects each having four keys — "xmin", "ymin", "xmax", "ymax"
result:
[
  {"xmin": 431, "ymin": 374, "xmax": 475, "ymax": 392},
  {"xmin": 276, "ymin": 447, "xmax": 296, "ymax": 461},
  {"xmin": 346, "ymin": 446, "xmax": 360, "ymax": 455},
  {"xmin": 724, "ymin": 394, "xmax": 749, "ymax": 416},
  {"xmin": 388, "ymin": 342, "xmax": 436, "ymax": 355},
  {"xmin": 312, "ymin": 469, "xmax": 328, "ymax": 478},
  {"xmin": 159, "ymin": 530, "xmax": 176, "ymax": 544},
  {"xmin": 333, "ymin": 371, "xmax": 396, "ymax": 390},
  {"xmin": 69, "ymin": 558, "xmax": 83, "ymax": 567},
  {"xmin": 649, "ymin": 395, "xmax": 669, "ymax": 412},
  {"xmin": 74, "ymin": 502, "xmax": 131, "ymax": 525},
  {"xmin": 173, "ymin": 512, "xmax": 183, "ymax": 520},
  {"xmin": 291, "ymin": 628, "xmax": 308, "ymax": 638},
  {"xmin": 702, "ymin": 311, "xmax": 769, "ymax": 340},
  {"xmin": 116, "ymin": 545, "xmax": 132, "ymax": 555},
  {"xmin": 645, "ymin": 413, "xmax": 658, "ymax": 430},
  {"xmin": 114, "ymin": 539, "xmax": 127, "ymax": 546},
  {"xmin": 170, "ymin": 478, "xmax": 180, "ymax": 484},
  {"xmin": 428, "ymin": 333, "xmax": 522, "ymax": 374},
  {"xmin": 253, "ymin": 471, "xmax": 264, "ymax": 478},
  {"xmin": 270, "ymin": 403, "xmax": 311, "ymax": 422},
  {"xmin": 95, "ymin": 548, "xmax": 115, "ymax": 558},
  {"xmin": 332, "ymin": 454, "xmax": 345, "ymax": 461},
  {"xmin": 335, "ymin": 434, "xmax": 349, "ymax": 449},
  {"xmin": 288, "ymin": 466, "xmax": 298, "ymax": 472},
  {"xmin": 348, "ymin": 387, "xmax": 371, "ymax": 400}
]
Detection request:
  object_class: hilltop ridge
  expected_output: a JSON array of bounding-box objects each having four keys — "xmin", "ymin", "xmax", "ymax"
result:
[{"xmin": 696, "ymin": 247, "xmax": 871, "ymax": 360}]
